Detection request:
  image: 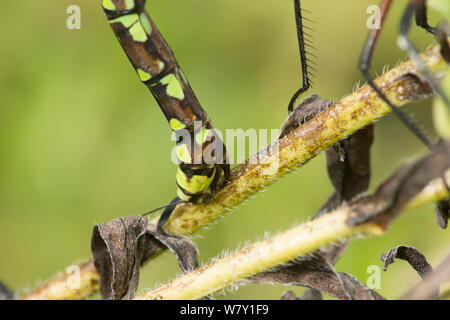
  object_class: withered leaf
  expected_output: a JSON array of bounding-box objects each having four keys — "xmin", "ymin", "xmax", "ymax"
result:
[
  {"xmin": 282, "ymin": 96, "xmax": 374, "ymax": 276},
  {"xmin": 281, "ymin": 290, "xmax": 298, "ymax": 300},
  {"xmin": 402, "ymin": 253, "xmax": 450, "ymax": 300},
  {"xmin": 144, "ymin": 226, "xmax": 205, "ymax": 297},
  {"xmin": 299, "ymin": 288, "xmax": 323, "ymax": 300},
  {"xmin": 248, "ymin": 253, "xmax": 384, "ymax": 300},
  {"xmin": 394, "ymin": 73, "xmax": 433, "ymax": 102},
  {"xmin": 380, "ymin": 246, "xmax": 438, "ymax": 300},
  {"xmin": 280, "ymin": 100, "xmax": 374, "ymax": 301},
  {"xmin": 434, "ymin": 139, "xmax": 450, "ymax": 229},
  {"xmin": 0, "ymin": 281, "xmax": 14, "ymax": 300},
  {"xmin": 435, "ymin": 199, "xmax": 449, "ymax": 229},
  {"xmin": 347, "ymin": 140, "xmax": 450, "ymax": 228},
  {"xmin": 146, "ymin": 224, "xmax": 198, "ymax": 273},
  {"xmin": 279, "ymin": 94, "xmax": 333, "ymax": 139},
  {"xmin": 436, "ymin": 22, "xmax": 450, "ymax": 63},
  {"xmin": 91, "ymin": 216, "xmax": 199, "ymax": 300},
  {"xmin": 313, "ymin": 125, "xmax": 374, "ymax": 267},
  {"xmin": 281, "ymin": 289, "xmax": 322, "ymax": 300},
  {"xmin": 91, "ymin": 216, "xmax": 151, "ymax": 300},
  {"xmin": 282, "ymin": 94, "xmax": 373, "ymax": 216},
  {"xmin": 323, "ymin": 125, "xmax": 373, "ymax": 207}
]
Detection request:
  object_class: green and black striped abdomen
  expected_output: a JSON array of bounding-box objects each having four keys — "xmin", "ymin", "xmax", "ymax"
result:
[
  {"xmin": 102, "ymin": 0, "xmax": 229, "ymax": 204},
  {"xmin": 103, "ymin": 0, "xmax": 208, "ymax": 126}
]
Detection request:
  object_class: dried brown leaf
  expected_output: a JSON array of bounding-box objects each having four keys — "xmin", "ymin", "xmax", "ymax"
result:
[
  {"xmin": 324, "ymin": 125, "xmax": 373, "ymax": 205},
  {"xmin": 91, "ymin": 217, "xmax": 199, "ymax": 300},
  {"xmin": 146, "ymin": 224, "xmax": 198, "ymax": 273},
  {"xmin": 347, "ymin": 140, "xmax": 450, "ymax": 228},
  {"xmin": 436, "ymin": 22, "xmax": 450, "ymax": 62},
  {"xmin": 403, "ymin": 253, "xmax": 450, "ymax": 300},
  {"xmin": 314, "ymin": 124, "xmax": 374, "ymax": 266},
  {"xmin": 381, "ymin": 246, "xmax": 438, "ymax": 299},
  {"xmin": 279, "ymin": 94, "xmax": 333, "ymax": 139},
  {"xmin": 435, "ymin": 199, "xmax": 449, "ymax": 229},
  {"xmin": 281, "ymin": 289, "xmax": 322, "ymax": 300},
  {"xmin": 248, "ymin": 253, "xmax": 384, "ymax": 300},
  {"xmin": 0, "ymin": 281, "xmax": 14, "ymax": 300},
  {"xmin": 91, "ymin": 216, "xmax": 150, "ymax": 299},
  {"xmin": 279, "ymin": 98, "xmax": 375, "ymax": 301}
]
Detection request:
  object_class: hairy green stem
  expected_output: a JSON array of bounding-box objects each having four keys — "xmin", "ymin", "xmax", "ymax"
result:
[
  {"xmin": 159, "ymin": 44, "xmax": 446, "ymax": 235},
  {"xmin": 20, "ymin": 44, "xmax": 447, "ymax": 300},
  {"xmin": 136, "ymin": 171, "xmax": 450, "ymax": 300}
]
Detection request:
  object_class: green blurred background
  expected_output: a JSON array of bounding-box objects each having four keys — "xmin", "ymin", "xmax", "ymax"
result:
[{"xmin": 0, "ymin": 0, "xmax": 448, "ymax": 299}]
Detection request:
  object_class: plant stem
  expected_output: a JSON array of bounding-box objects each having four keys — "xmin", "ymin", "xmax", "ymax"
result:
[{"xmin": 20, "ymin": 43, "xmax": 448, "ymax": 300}]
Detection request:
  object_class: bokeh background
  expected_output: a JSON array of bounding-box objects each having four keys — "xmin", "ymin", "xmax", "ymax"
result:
[{"xmin": 0, "ymin": 0, "xmax": 449, "ymax": 299}]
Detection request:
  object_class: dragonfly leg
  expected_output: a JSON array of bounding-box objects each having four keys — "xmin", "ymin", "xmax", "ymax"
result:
[
  {"xmin": 414, "ymin": 0, "xmax": 436, "ymax": 34},
  {"xmin": 288, "ymin": 0, "xmax": 312, "ymax": 113},
  {"xmin": 358, "ymin": 0, "xmax": 434, "ymax": 149},
  {"xmin": 397, "ymin": 0, "xmax": 450, "ymax": 226},
  {"xmin": 157, "ymin": 197, "xmax": 181, "ymax": 231},
  {"xmin": 398, "ymin": 0, "xmax": 449, "ymax": 109}
]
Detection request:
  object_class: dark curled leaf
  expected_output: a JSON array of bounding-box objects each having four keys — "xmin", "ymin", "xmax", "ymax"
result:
[
  {"xmin": 287, "ymin": 111, "xmax": 374, "ymax": 302},
  {"xmin": 312, "ymin": 196, "xmax": 350, "ymax": 269},
  {"xmin": 394, "ymin": 73, "xmax": 433, "ymax": 101},
  {"xmin": 381, "ymin": 246, "xmax": 439, "ymax": 300},
  {"xmin": 436, "ymin": 21, "xmax": 450, "ymax": 63},
  {"xmin": 281, "ymin": 290, "xmax": 298, "ymax": 300},
  {"xmin": 323, "ymin": 125, "xmax": 373, "ymax": 206},
  {"xmin": 146, "ymin": 225, "xmax": 204, "ymax": 297},
  {"xmin": 248, "ymin": 253, "xmax": 384, "ymax": 300},
  {"xmin": 315, "ymin": 123, "xmax": 373, "ymax": 220},
  {"xmin": 283, "ymin": 95, "xmax": 374, "ymax": 217},
  {"xmin": 311, "ymin": 125, "xmax": 374, "ymax": 269},
  {"xmin": 281, "ymin": 289, "xmax": 322, "ymax": 300},
  {"xmin": 347, "ymin": 140, "xmax": 450, "ymax": 228},
  {"xmin": 91, "ymin": 216, "xmax": 153, "ymax": 300},
  {"xmin": 402, "ymin": 254, "xmax": 450, "ymax": 300},
  {"xmin": 435, "ymin": 199, "xmax": 449, "ymax": 229},
  {"xmin": 381, "ymin": 246, "xmax": 433, "ymax": 277},
  {"xmin": 283, "ymin": 99, "xmax": 374, "ymax": 276},
  {"xmin": 91, "ymin": 216, "xmax": 199, "ymax": 300},
  {"xmin": 279, "ymin": 94, "xmax": 333, "ymax": 139},
  {"xmin": 146, "ymin": 224, "xmax": 198, "ymax": 273},
  {"xmin": 0, "ymin": 281, "xmax": 14, "ymax": 300},
  {"xmin": 299, "ymin": 289, "xmax": 322, "ymax": 300}
]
